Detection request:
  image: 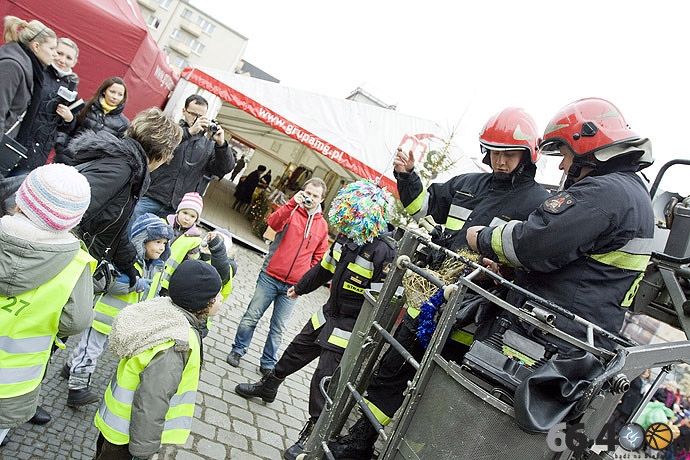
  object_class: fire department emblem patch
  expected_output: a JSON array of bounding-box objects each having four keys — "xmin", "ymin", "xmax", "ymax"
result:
[{"xmin": 543, "ymin": 192, "xmax": 575, "ymax": 214}]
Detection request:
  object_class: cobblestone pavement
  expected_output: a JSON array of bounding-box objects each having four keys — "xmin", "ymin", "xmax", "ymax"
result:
[{"xmin": 2, "ymin": 244, "xmax": 328, "ymax": 460}]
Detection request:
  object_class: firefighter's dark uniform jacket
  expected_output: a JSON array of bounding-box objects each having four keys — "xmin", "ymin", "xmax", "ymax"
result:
[
  {"xmin": 476, "ymin": 163, "xmax": 655, "ymax": 351},
  {"xmin": 362, "ymin": 168, "xmax": 550, "ymax": 424},
  {"xmin": 274, "ymin": 233, "xmax": 396, "ymax": 420},
  {"xmin": 394, "ymin": 167, "xmax": 551, "ymax": 253},
  {"xmin": 395, "ymin": 166, "xmax": 550, "ymax": 316},
  {"xmin": 293, "ymin": 234, "xmax": 396, "ymax": 352}
]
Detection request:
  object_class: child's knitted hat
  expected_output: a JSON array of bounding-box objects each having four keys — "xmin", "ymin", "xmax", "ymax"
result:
[
  {"xmin": 169, "ymin": 260, "xmax": 222, "ymax": 312},
  {"xmin": 177, "ymin": 192, "xmax": 203, "ymax": 221},
  {"xmin": 129, "ymin": 213, "xmax": 173, "ymax": 261},
  {"xmin": 15, "ymin": 163, "xmax": 91, "ymax": 232}
]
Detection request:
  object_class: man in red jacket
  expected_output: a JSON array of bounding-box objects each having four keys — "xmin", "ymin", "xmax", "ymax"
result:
[{"xmin": 227, "ymin": 178, "xmax": 329, "ymax": 375}]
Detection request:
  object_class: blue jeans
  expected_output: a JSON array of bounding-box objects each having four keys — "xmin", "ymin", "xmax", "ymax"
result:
[
  {"xmin": 128, "ymin": 197, "xmax": 176, "ymax": 234},
  {"xmin": 232, "ymin": 271, "xmax": 298, "ymax": 369}
]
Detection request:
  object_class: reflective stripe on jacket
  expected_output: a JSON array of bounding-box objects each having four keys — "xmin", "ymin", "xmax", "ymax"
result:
[
  {"xmin": 0, "ymin": 249, "xmax": 95, "ymax": 398},
  {"xmin": 298, "ymin": 235, "xmax": 396, "ymax": 352},
  {"xmin": 158, "ymin": 235, "xmax": 201, "ymax": 291},
  {"xmin": 94, "ymin": 328, "xmax": 200, "ymax": 445},
  {"xmin": 93, "ymin": 262, "xmax": 143, "ymax": 335}
]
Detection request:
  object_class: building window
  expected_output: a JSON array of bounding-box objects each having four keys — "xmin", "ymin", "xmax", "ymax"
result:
[
  {"xmin": 172, "ymin": 56, "xmax": 188, "ymax": 69},
  {"xmin": 191, "ymin": 42, "xmax": 205, "ymax": 55},
  {"xmin": 146, "ymin": 15, "xmax": 161, "ymax": 29},
  {"xmin": 181, "ymin": 8, "xmax": 192, "ymax": 19},
  {"xmin": 195, "ymin": 17, "xmax": 215, "ymax": 35},
  {"xmin": 158, "ymin": 0, "xmax": 172, "ymax": 9},
  {"xmin": 170, "ymin": 28, "xmax": 181, "ymax": 39}
]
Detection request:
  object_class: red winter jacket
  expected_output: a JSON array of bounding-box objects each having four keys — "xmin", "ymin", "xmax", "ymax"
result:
[{"xmin": 262, "ymin": 197, "xmax": 329, "ymax": 285}]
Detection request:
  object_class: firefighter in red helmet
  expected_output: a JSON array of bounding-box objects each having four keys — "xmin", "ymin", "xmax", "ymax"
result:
[
  {"xmin": 468, "ymin": 97, "xmax": 655, "ymax": 353},
  {"xmin": 398, "ymin": 107, "xmax": 550, "ymax": 269},
  {"xmin": 540, "ymin": 97, "xmax": 653, "ymax": 189},
  {"xmin": 327, "ymin": 108, "xmax": 551, "ymax": 460}
]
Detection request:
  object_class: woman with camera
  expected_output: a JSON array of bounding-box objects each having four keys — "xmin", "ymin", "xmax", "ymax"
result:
[{"xmin": 54, "ymin": 76, "xmax": 130, "ymax": 165}]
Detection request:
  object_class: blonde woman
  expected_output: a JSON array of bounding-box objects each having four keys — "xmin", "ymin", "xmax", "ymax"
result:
[{"xmin": 0, "ymin": 16, "xmax": 57, "ymax": 147}]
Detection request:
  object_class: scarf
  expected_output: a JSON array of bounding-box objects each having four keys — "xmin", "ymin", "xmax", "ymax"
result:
[{"xmin": 99, "ymin": 96, "xmax": 118, "ymax": 114}]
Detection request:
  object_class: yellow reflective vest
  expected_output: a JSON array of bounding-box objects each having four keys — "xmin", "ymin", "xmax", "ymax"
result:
[
  {"xmin": 0, "ymin": 249, "xmax": 95, "ymax": 398},
  {"xmin": 92, "ymin": 262, "xmax": 143, "ymax": 335},
  {"xmin": 154, "ymin": 235, "xmax": 201, "ymax": 294},
  {"xmin": 94, "ymin": 328, "xmax": 200, "ymax": 445}
]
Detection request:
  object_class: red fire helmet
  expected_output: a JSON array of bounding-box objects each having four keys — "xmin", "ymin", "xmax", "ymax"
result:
[
  {"xmin": 540, "ymin": 97, "xmax": 640, "ymax": 158},
  {"xmin": 479, "ymin": 107, "xmax": 540, "ymax": 166}
]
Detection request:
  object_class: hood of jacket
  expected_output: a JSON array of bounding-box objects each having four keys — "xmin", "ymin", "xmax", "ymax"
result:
[
  {"xmin": 0, "ymin": 41, "xmax": 33, "ymax": 84},
  {"xmin": 49, "ymin": 63, "xmax": 79, "ymax": 85},
  {"xmin": 70, "ymin": 129, "xmax": 141, "ymax": 166},
  {"xmin": 108, "ymin": 296, "xmax": 204, "ymax": 359},
  {"xmin": 0, "ymin": 214, "xmax": 81, "ymax": 297},
  {"xmin": 70, "ymin": 130, "xmax": 149, "ymax": 197}
]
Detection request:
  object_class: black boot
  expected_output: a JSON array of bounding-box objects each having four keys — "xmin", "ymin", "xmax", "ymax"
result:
[
  {"xmin": 29, "ymin": 405, "xmax": 51, "ymax": 425},
  {"xmin": 328, "ymin": 416, "xmax": 379, "ymax": 460},
  {"xmin": 67, "ymin": 388, "xmax": 100, "ymax": 407},
  {"xmin": 59, "ymin": 362, "xmax": 70, "ymax": 379},
  {"xmin": 283, "ymin": 419, "xmax": 315, "ymax": 460},
  {"xmin": 235, "ymin": 370, "xmax": 284, "ymax": 403}
]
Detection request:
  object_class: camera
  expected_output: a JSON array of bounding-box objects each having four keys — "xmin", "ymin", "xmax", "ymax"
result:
[
  {"xmin": 207, "ymin": 119, "xmax": 221, "ymax": 134},
  {"xmin": 303, "ymin": 196, "xmax": 313, "ymax": 206}
]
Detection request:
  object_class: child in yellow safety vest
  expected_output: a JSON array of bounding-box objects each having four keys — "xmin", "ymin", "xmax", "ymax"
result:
[
  {"xmin": 157, "ymin": 192, "xmax": 204, "ymax": 295},
  {"xmin": 201, "ymin": 228, "xmax": 237, "ymax": 300},
  {"xmin": 63, "ymin": 213, "xmax": 173, "ymax": 408},
  {"xmin": 0, "ymin": 164, "xmax": 94, "ymax": 446},
  {"xmin": 93, "ymin": 260, "xmax": 224, "ymax": 460},
  {"xmin": 159, "ymin": 192, "xmax": 234, "ymax": 298}
]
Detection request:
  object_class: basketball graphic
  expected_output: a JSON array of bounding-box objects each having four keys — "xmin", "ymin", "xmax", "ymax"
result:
[{"xmin": 645, "ymin": 422, "xmax": 673, "ymax": 450}]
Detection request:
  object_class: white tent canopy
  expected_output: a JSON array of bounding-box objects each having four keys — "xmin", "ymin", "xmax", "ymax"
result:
[{"xmin": 165, "ymin": 67, "xmax": 481, "ymax": 195}]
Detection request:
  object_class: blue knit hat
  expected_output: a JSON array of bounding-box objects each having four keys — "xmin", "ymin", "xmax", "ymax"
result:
[{"xmin": 129, "ymin": 213, "xmax": 173, "ymax": 261}]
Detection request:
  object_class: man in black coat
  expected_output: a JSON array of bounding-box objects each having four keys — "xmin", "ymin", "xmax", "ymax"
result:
[
  {"xmin": 71, "ymin": 108, "xmax": 182, "ymax": 284},
  {"xmin": 129, "ymin": 94, "xmax": 234, "ymax": 225}
]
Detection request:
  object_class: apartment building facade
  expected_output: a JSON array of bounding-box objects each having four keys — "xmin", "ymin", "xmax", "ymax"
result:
[{"xmin": 136, "ymin": 0, "xmax": 248, "ymax": 73}]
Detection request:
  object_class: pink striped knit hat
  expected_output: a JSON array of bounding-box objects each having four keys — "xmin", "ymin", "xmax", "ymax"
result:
[
  {"xmin": 15, "ymin": 163, "xmax": 91, "ymax": 232},
  {"xmin": 176, "ymin": 191, "xmax": 203, "ymax": 221}
]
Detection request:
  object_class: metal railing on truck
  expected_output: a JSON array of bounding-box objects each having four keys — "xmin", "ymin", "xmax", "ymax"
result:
[{"xmin": 298, "ymin": 226, "xmax": 690, "ymax": 460}]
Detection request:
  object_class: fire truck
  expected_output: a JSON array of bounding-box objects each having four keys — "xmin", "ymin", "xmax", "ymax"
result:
[{"xmin": 298, "ymin": 160, "xmax": 690, "ymax": 460}]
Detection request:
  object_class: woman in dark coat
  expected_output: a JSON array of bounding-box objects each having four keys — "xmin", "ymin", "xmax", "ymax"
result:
[
  {"xmin": 260, "ymin": 169, "xmax": 272, "ymax": 188},
  {"xmin": 71, "ymin": 108, "xmax": 181, "ymax": 284},
  {"xmin": 0, "ymin": 16, "xmax": 57, "ymax": 176},
  {"xmin": 233, "ymin": 164, "xmax": 266, "ymax": 210},
  {"xmin": 54, "ymin": 77, "xmax": 130, "ymax": 164},
  {"xmin": 14, "ymin": 38, "xmax": 80, "ymax": 171}
]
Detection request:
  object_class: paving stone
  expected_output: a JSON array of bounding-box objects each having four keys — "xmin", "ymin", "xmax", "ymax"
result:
[{"xmin": 251, "ymin": 439, "xmax": 283, "ymax": 459}]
